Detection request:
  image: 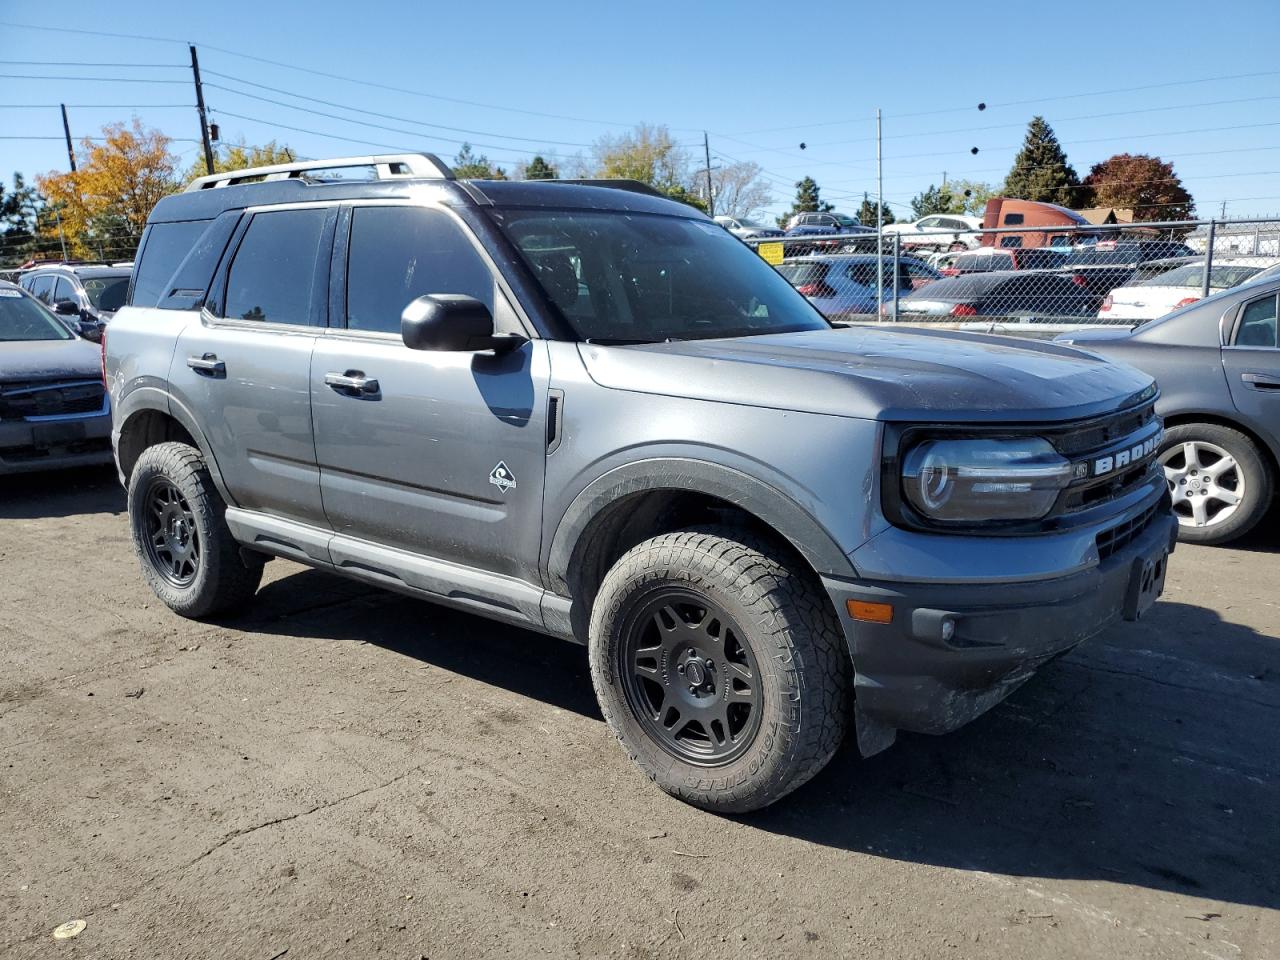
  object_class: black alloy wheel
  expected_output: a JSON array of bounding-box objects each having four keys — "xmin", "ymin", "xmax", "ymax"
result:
[
  {"xmin": 620, "ymin": 589, "xmax": 762, "ymax": 766},
  {"xmin": 142, "ymin": 477, "xmax": 201, "ymax": 586}
]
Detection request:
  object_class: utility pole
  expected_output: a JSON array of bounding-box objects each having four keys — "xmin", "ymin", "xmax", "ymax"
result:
[
  {"xmin": 190, "ymin": 45, "xmax": 215, "ymax": 176},
  {"xmin": 53, "ymin": 209, "xmax": 68, "ymax": 261},
  {"xmin": 703, "ymin": 132, "xmax": 715, "ymax": 218},
  {"xmin": 876, "ymin": 108, "xmax": 884, "ymax": 317},
  {"xmin": 60, "ymin": 104, "xmax": 76, "ymax": 172}
]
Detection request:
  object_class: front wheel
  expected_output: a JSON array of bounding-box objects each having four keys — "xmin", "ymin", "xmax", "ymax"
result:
[
  {"xmin": 127, "ymin": 442, "xmax": 264, "ymax": 618},
  {"xmin": 1158, "ymin": 423, "xmax": 1273, "ymax": 545},
  {"xmin": 588, "ymin": 526, "xmax": 849, "ymax": 813}
]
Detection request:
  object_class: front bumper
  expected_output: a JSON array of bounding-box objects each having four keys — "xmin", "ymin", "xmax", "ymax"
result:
[
  {"xmin": 823, "ymin": 504, "xmax": 1178, "ymax": 756},
  {"xmin": 0, "ymin": 413, "xmax": 113, "ymax": 475}
]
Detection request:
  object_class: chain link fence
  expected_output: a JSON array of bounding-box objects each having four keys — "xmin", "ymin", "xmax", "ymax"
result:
[{"xmin": 745, "ymin": 217, "xmax": 1280, "ymax": 336}]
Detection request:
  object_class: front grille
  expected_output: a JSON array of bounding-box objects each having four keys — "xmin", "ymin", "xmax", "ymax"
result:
[
  {"xmin": 0, "ymin": 380, "xmax": 106, "ymax": 420},
  {"xmin": 1047, "ymin": 400, "xmax": 1158, "ymax": 457},
  {"xmin": 1096, "ymin": 503, "xmax": 1160, "ymax": 560}
]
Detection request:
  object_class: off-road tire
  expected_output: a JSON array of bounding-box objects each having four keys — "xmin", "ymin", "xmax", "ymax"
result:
[
  {"xmin": 1160, "ymin": 422, "xmax": 1273, "ymax": 545},
  {"xmin": 127, "ymin": 442, "xmax": 263, "ymax": 618},
  {"xmin": 588, "ymin": 525, "xmax": 849, "ymax": 813}
]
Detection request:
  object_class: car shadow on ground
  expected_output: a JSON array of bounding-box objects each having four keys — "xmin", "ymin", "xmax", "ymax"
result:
[
  {"xmin": 243, "ymin": 569, "xmax": 1280, "ymax": 913},
  {"xmin": 0, "ymin": 465, "xmax": 122, "ymax": 519}
]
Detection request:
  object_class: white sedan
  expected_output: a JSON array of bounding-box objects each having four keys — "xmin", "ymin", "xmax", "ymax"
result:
[
  {"xmin": 1099, "ymin": 257, "xmax": 1277, "ymax": 321},
  {"xmin": 881, "ymin": 215, "xmax": 983, "ymax": 251}
]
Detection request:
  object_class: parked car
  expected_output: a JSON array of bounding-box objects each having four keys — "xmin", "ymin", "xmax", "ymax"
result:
[
  {"xmin": 0, "ymin": 280, "xmax": 113, "ymax": 475},
  {"xmin": 943, "ymin": 247, "xmax": 1069, "ymax": 277},
  {"xmin": 881, "ymin": 214, "xmax": 983, "ymax": 251},
  {"xmin": 784, "ymin": 210, "xmax": 863, "ymax": 232},
  {"xmin": 18, "ymin": 262, "xmax": 132, "ymax": 341},
  {"xmin": 981, "ymin": 197, "xmax": 1099, "ymax": 249},
  {"xmin": 714, "ymin": 216, "xmax": 783, "ymax": 240},
  {"xmin": 105, "ymin": 152, "xmax": 1175, "ymax": 813},
  {"xmin": 897, "ymin": 271, "xmax": 1100, "ymax": 320},
  {"xmin": 776, "ymin": 254, "xmax": 940, "ymax": 320},
  {"xmin": 1059, "ymin": 277, "xmax": 1279, "ymax": 544},
  {"xmin": 1099, "ymin": 258, "xmax": 1276, "ymax": 322},
  {"xmin": 1053, "ymin": 240, "xmax": 1198, "ymax": 299}
]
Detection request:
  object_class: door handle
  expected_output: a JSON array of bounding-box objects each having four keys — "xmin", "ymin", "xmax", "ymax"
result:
[
  {"xmin": 324, "ymin": 370, "xmax": 380, "ymax": 398},
  {"xmin": 186, "ymin": 353, "xmax": 226, "ymax": 377},
  {"xmin": 1241, "ymin": 372, "xmax": 1280, "ymax": 390}
]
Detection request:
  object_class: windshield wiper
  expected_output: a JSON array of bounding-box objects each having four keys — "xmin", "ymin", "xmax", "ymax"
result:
[{"xmin": 584, "ymin": 336, "xmax": 672, "ymax": 345}]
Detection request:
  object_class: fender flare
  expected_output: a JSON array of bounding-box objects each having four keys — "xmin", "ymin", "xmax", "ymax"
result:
[
  {"xmin": 114, "ymin": 387, "xmax": 237, "ymax": 506},
  {"xmin": 545, "ymin": 457, "xmax": 855, "ymax": 594}
]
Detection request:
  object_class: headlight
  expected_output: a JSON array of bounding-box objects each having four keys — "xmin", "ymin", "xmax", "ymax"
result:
[{"xmin": 902, "ymin": 437, "xmax": 1073, "ymax": 522}]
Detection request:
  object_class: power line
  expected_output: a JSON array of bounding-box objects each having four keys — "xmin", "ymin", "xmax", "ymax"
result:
[
  {"xmin": 202, "ymin": 74, "xmax": 596, "ymax": 148},
  {"xmin": 0, "ymin": 103, "xmax": 192, "ymax": 109},
  {"xmin": 0, "ymin": 72, "xmax": 189, "ymax": 84},
  {"xmin": 0, "ymin": 60, "xmax": 185, "ymax": 68}
]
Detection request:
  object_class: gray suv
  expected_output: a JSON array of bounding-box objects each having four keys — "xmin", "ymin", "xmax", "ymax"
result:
[{"xmin": 105, "ymin": 154, "xmax": 1177, "ymax": 812}]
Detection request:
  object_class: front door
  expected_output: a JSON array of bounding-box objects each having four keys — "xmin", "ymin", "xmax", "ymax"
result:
[
  {"xmin": 169, "ymin": 205, "xmax": 335, "ymax": 527},
  {"xmin": 311, "ymin": 203, "xmax": 548, "ymax": 584}
]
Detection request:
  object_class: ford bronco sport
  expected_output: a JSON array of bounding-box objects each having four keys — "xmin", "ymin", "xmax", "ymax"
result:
[{"xmin": 105, "ymin": 154, "xmax": 1177, "ymax": 812}]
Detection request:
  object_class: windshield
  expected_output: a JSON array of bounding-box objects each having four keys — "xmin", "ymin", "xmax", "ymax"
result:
[
  {"xmin": 491, "ymin": 209, "xmax": 830, "ymax": 341},
  {"xmin": 82, "ymin": 275, "xmax": 129, "ymax": 311},
  {"xmin": 736, "ymin": 218, "xmax": 771, "ymax": 229},
  {"xmin": 0, "ymin": 289, "xmax": 73, "ymax": 341},
  {"xmin": 1140, "ymin": 264, "xmax": 1262, "ymax": 288}
]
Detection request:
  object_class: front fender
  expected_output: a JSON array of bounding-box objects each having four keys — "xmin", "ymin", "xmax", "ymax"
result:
[
  {"xmin": 545, "ymin": 456, "xmax": 858, "ymax": 595},
  {"xmin": 112, "ymin": 386, "xmax": 236, "ymax": 507}
]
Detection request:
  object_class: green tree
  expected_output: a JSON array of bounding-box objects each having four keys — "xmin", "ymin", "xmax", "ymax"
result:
[
  {"xmin": 1080, "ymin": 153, "xmax": 1194, "ymax": 222},
  {"xmin": 453, "ymin": 143, "xmax": 507, "ymax": 180},
  {"xmin": 183, "ymin": 139, "xmax": 295, "ymax": 184},
  {"xmin": 856, "ymin": 197, "xmax": 895, "ymax": 227},
  {"xmin": 947, "ymin": 179, "xmax": 996, "ymax": 216},
  {"xmin": 1, "ymin": 173, "xmax": 61, "ymax": 265},
  {"xmin": 909, "ymin": 183, "xmax": 962, "ymax": 219},
  {"xmin": 1002, "ymin": 116, "xmax": 1081, "ymax": 206},
  {"xmin": 777, "ymin": 176, "xmax": 833, "ymax": 227},
  {"xmin": 522, "ymin": 155, "xmax": 558, "ymax": 180}
]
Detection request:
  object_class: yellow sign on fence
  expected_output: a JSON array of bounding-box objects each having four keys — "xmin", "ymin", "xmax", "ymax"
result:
[{"xmin": 756, "ymin": 241, "xmax": 784, "ymax": 265}]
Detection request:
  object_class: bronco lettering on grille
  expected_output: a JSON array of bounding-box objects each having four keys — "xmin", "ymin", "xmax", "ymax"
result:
[{"xmin": 1083, "ymin": 430, "xmax": 1162, "ymax": 480}]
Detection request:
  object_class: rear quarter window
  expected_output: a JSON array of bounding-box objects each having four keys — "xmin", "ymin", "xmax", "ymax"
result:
[{"xmin": 131, "ymin": 220, "xmax": 213, "ymax": 307}]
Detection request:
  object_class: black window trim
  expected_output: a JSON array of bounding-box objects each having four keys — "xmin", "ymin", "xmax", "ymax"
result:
[
  {"xmin": 1225, "ymin": 290, "xmax": 1279, "ymax": 350},
  {"xmin": 204, "ymin": 201, "xmax": 338, "ymax": 333},
  {"xmin": 323, "ymin": 198, "xmax": 535, "ymax": 343}
]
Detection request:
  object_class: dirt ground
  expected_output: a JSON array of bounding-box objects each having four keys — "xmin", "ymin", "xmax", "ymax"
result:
[{"xmin": 2, "ymin": 466, "xmax": 1277, "ymax": 960}]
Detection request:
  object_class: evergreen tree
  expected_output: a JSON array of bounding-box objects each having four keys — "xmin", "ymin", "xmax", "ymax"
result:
[
  {"xmin": 856, "ymin": 197, "xmax": 895, "ymax": 226},
  {"xmin": 777, "ymin": 176, "xmax": 833, "ymax": 227},
  {"xmin": 522, "ymin": 155, "xmax": 558, "ymax": 180},
  {"xmin": 1002, "ymin": 116, "xmax": 1080, "ymax": 206},
  {"xmin": 453, "ymin": 143, "xmax": 508, "ymax": 180},
  {"xmin": 909, "ymin": 184, "xmax": 961, "ymax": 219}
]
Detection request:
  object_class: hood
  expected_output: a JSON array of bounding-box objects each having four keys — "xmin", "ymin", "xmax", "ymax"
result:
[
  {"xmin": 0, "ymin": 337, "xmax": 103, "ymax": 383},
  {"xmin": 579, "ymin": 326, "xmax": 1154, "ymax": 423}
]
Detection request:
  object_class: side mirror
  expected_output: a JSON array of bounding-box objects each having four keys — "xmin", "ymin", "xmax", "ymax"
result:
[
  {"xmin": 401, "ymin": 294, "xmax": 525, "ymax": 353},
  {"xmin": 54, "ymin": 299, "xmax": 80, "ymax": 316},
  {"xmin": 78, "ymin": 321, "xmax": 102, "ymax": 343}
]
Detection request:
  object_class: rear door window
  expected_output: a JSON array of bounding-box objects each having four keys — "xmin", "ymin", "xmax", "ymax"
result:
[
  {"xmin": 221, "ymin": 208, "xmax": 328, "ymax": 326},
  {"xmin": 53, "ymin": 277, "xmax": 76, "ymax": 304},
  {"xmin": 28, "ymin": 274, "xmax": 54, "ymax": 303},
  {"xmin": 1236, "ymin": 293, "xmax": 1278, "ymax": 347}
]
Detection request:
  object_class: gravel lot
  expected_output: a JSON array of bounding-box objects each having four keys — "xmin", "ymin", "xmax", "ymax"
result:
[{"xmin": 2, "ymin": 466, "xmax": 1277, "ymax": 959}]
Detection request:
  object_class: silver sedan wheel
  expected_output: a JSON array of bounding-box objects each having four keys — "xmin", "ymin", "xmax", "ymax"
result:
[{"xmin": 1158, "ymin": 440, "xmax": 1245, "ymax": 529}]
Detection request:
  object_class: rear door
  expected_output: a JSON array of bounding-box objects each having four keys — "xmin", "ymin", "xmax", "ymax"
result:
[
  {"xmin": 1223, "ymin": 290, "xmax": 1280, "ymax": 455},
  {"xmin": 168, "ymin": 204, "xmax": 335, "ymax": 527},
  {"xmin": 311, "ymin": 202, "xmax": 549, "ymax": 584}
]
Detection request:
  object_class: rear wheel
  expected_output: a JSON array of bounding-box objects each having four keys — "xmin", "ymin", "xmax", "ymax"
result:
[
  {"xmin": 1158, "ymin": 423, "xmax": 1273, "ymax": 545},
  {"xmin": 588, "ymin": 525, "xmax": 849, "ymax": 813},
  {"xmin": 127, "ymin": 442, "xmax": 263, "ymax": 618}
]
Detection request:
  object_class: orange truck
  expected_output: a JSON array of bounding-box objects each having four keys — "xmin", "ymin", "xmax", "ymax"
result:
[{"xmin": 981, "ymin": 198, "xmax": 1097, "ymax": 249}]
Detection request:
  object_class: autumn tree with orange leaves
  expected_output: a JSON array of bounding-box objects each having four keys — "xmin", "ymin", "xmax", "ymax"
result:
[{"xmin": 36, "ymin": 119, "xmax": 180, "ymax": 260}]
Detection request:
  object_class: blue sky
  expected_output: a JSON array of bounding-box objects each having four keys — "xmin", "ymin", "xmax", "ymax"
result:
[{"xmin": 3, "ymin": 0, "xmax": 1280, "ymax": 222}]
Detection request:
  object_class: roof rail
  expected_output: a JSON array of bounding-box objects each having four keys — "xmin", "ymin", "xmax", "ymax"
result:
[{"xmin": 185, "ymin": 153, "xmax": 454, "ymax": 192}]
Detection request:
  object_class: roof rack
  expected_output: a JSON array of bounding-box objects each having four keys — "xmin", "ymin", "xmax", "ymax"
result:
[{"xmin": 185, "ymin": 153, "xmax": 454, "ymax": 192}]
